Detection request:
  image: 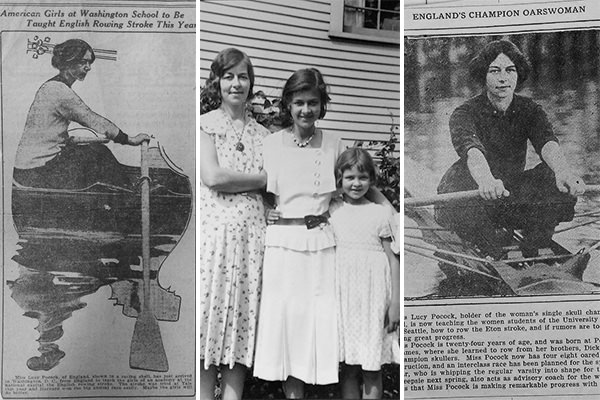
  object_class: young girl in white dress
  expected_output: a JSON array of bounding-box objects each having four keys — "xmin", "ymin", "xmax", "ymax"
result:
[{"xmin": 329, "ymin": 148, "xmax": 400, "ymax": 399}]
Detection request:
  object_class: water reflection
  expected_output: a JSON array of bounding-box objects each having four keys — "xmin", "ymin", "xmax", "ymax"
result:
[
  {"xmin": 8, "ymin": 237, "xmax": 168, "ymax": 371},
  {"xmin": 9, "ymin": 265, "xmax": 103, "ymax": 371}
]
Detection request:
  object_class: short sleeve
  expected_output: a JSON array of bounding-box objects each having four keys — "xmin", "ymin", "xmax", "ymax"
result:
[
  {"xmin": 389, "ymin": 210, "xmax": 400, "ymax": 254},
  {"xmin": 526, "ymin": 102, "xmax": 558, "ymax": 155},
  {"xmin": 262, "ymin": 132, "xmax": 280, "ymax": 194},
  {"xmin": 378, "ymin": 206, "xmax": 393, "ymax": 238},
  {"xmin": 200, "ymin": 109, "xmax": 226, "ymax": 139},
  {"xmin": 449, "ymin": 102, "xmax": 486, "ymax": 160},
  {"xmin": 378, "ymin": 205, "xmax": 399, "ymax": 254}
]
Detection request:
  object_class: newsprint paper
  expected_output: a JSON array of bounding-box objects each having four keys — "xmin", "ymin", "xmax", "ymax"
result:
[
  {"xmin": 404, "ymin": 0, "xmax": 600, "ymax": 399},
  {"xmin": 0, "ymin": 1, "xmax": 195, "ymax": 399}
]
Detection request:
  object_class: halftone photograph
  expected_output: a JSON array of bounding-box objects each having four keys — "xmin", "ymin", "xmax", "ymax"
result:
[
  {"xmin": 405, "ymin": 30, "xmax": 600, "ymax": 299},
  {"xmin": 1, "ymin": 2, "xmax": 195, "ymax": 399},
  {"xmin": 200, "ymin": 1, "xmax": 400, "ymax": 398}
]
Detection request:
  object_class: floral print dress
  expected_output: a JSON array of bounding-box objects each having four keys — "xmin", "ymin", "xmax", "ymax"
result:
[{"xmin": 200, "ymin": 109, "xmax": 270, "ymax": 369}]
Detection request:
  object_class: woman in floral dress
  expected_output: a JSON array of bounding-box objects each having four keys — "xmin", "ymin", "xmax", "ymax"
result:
[{"xmin": 199, "ymin": 48, "xmax": 270, "ymax": 400}]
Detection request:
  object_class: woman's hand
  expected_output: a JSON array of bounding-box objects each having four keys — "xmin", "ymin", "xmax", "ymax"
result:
[
  {"xmin": 555, "ymin": 171, "xmax": 585, "ymax": 196},
  {"xmin": 265, "ymin": 209, "xmax": 281, "ymax": 225},
  {"xmin": 128, "ymin": 133, "xmax": 153, "ymax": 146},
  {"xmin": 384, "ymin": 301, "xmax": 400, "ymax": 333},
  {"xmin": 477, "ymin": 177, "xmax": 509, "ymax": 201},
  {"xmin": 466, "ymin": 148, "xmax": 509, "ymax": 200},
  {"xmin": 259, "ymin": 169, "xmax": 268, "ymax": 188},
  {"xmin": 541, "ymin": 142, "xmax": 585, "ymax": 196}
]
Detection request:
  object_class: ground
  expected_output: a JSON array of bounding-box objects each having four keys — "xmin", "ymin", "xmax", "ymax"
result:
[{"xmin": 238, "ymin": 364, "xmax": 400, "ymax": 399}]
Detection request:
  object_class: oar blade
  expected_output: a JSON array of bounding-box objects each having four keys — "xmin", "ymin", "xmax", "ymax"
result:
[{"xmin": 130, "ymin": 310, "xmax": 169, "ymax": 372}]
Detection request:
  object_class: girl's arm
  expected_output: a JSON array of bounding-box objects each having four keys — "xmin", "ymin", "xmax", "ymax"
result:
[
  {"xmin": 383, "ymin": 237, "xmax": 400, "ymax": 333},
  {"xmin": 56, "ymin": 83, "xmax": 151, "ymax": 146},
  {"xmin": 540, "ymin": 141, "xmax": 585, "ymax": 196},
  {"xmin": 200, "ymin": 130, "xmax": 267, "ymax": 193},
  {"xmin": 466, "ymin": 148, "xmax": 509, "ymax": 200},
  {"xmin": 56, "ymin": 84, "xmax": 121, "ymax": 140}
]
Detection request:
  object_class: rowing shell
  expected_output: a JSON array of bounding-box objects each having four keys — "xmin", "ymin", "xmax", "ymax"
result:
[
  {"xmin": 404, "ymin": 157, "xmax": 600, "ymax": 297},
  {"xmin": 12, "ymin": 144, "xmax": 192, "ymax": 242}
]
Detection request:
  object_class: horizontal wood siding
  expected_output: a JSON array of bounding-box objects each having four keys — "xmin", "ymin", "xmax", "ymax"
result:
[{"xmin": 199, "ymin": 0, "xmax": 400, "ymax": 144}]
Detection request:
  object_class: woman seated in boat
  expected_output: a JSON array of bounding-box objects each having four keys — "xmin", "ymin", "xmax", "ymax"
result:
[
  {"xmin": 435, "ymin": 39, "xmax": 585, "ymax": 258},
  {"xmin": 13, "ymin": 38, "xmax": 150, "ymax": 190}
]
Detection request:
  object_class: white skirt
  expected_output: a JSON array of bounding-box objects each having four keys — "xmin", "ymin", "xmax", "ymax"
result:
[{"xmin": 254, "ymin": 242, "xmax": 339, "ymax": 385}]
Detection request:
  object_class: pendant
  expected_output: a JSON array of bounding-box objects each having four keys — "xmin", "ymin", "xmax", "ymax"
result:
[{"xmin": 235, "ymin": 141, "xmax": 245, "ymax": 152}]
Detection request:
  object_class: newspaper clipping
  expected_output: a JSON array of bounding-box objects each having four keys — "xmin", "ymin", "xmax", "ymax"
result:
[
  {"xmin": 1, "ymin": 1, "xmax": 195, "ymax": 399},
  {"xmin": 404, "ymin": 0, "xmax": 600, "ymax": 399}
]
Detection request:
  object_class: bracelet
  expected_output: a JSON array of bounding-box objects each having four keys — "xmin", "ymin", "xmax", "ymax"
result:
[{"xmin": 114, "ymin": 130, "xmax": 129, "ymax": 145}]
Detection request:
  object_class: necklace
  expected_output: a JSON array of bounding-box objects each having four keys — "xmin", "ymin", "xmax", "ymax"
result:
[
  {"xmin": 226, "ymin": 111, "xmax": 246, "ymax": 152},
  {"xmin": 233, "ymin": 120, "xmax": 245, "ymax": 152},
  {"xmin": 291, "ymin": 128, "xmax": 316, "ymax": 148}
]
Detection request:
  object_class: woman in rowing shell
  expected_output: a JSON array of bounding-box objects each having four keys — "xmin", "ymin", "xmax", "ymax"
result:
[
  {"xmin": 435, "ymin": 39, "xmax": 585, "ymax": 258},
  {"xmin": 13, "ymin": 39, "xmax": 150, "ymax": 189}
]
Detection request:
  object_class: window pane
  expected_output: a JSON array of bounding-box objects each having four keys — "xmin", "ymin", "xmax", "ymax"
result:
[
  {"xmin": 380, "ymin": 0, "xmax": 400, "ymax": 31},
  {"xmin": 344, "ymin": 0, "xmax": 366, "ymax": 31},
  {"xmin": 343, "ymin": 0, "xmax": 399, "ymax": 32}
]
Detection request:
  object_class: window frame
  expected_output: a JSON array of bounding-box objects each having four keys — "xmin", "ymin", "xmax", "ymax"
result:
[{"xmin": 329, "ymin": 0, "xmax": 400, "ymax": 45}]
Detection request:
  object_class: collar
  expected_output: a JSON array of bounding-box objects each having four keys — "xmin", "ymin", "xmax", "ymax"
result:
[
  {"xmin": 477, "ymin": 93, "xmax": 519, "ymax": 117},
  {"xmin": 48, "ymin": 74, "xmax": 72, "ymax": 88},
  {"xmin": 218, "ymin": 107, "xmax": 251, "ymax": 126}
]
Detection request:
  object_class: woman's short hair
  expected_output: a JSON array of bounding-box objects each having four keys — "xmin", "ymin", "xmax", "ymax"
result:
[
  {"xmin": 469, "ymin": 39, "xmax": 531, "ymax": 90},
  {"xmin": 334, "ymin": 147, "xmax": 377, "ymax": 188},
  {"xmin": 280, "ymin": 68, "xmax": 331, "ymax": 127},
  {"xmin": 51, "ymin": 39, "xmax": 95, "ymax": 70},
  {"xmin": 200, "ymin": 47, "xmax": 255, "ymax": 114}
]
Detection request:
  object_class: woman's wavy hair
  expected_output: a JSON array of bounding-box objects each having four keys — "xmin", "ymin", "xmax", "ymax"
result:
[
  {"xmin": 468, "ymin": 39, "xmax": 531, "ymax": 90},
  {"xmin": 51, "ymin": 39, "xmax": 95, "ymax": 70},
  {"xmin": 200, "ymin": 48, "xmax": 255, "ymax": 115},
  {"xmin": 280, "ymin": 68, "xmax": 331, "ymax": 127},
  {"xmin": 334, "ymin": 147, "xmax": 377, "ymax": 188}
]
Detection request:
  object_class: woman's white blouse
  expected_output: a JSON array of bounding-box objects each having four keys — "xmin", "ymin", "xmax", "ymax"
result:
[
  {"xmin": 263, "ymin": 129, "xmax": 344, "ymax": 218},
  {"xmin": 263, "ymin": 129, "xmax": 344, "ymax": 252}
]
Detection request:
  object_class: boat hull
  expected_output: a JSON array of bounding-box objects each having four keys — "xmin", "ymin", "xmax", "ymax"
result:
[{"xmin": 12, "ymin": 163, "xmax": 192, "ymax": 241}]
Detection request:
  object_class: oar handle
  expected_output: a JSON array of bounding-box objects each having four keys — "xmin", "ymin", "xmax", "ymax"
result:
[
  {"xmin": 405, "ymin": 184, "xmax": 600, "ymax": 208},
  {"xmin": 405, "ymin": 190, "xmax": 479, "ymax": 207}
]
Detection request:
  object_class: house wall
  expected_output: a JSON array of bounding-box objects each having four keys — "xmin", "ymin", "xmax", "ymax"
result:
[{"xmin": 199, "ymin": 0, "xmax": 400, "ymax": 147}]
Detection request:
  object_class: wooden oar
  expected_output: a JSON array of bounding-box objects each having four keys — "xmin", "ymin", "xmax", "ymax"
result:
[
  {"xmin": 406, "ymin": 234, "xmax": 575, "ymax": 264},
  {"xmin": 405, "ymin": 240, "xmax": 492, "ymax": 264},
  {"xmin": 69, "ymin": 136, "xmax": 110, "ymax": 144},
  {"xmin": 555, "ymin": 218, "xmax": 600, "ymax": 234},
  {"xmin": 405, "ymin": 246, "xmax": 501, "ymax": 281},
  {"xmin": 130, "ymin": 140, "xmax": 169, "ymax": 372},
  {"xmin": 405, "ymin": 185, "xmax": 600, "ymax": 208}
]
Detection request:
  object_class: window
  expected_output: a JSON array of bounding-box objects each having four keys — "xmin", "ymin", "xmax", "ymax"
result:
[{"xmin": 330, "ymin": 0, "xmax": 400, "ymax": 44}]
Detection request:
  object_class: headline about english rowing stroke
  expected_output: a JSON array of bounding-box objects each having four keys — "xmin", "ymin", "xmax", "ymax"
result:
[
  {"xmin": 0, "ymin": 8, "xmax": 196, "ymax": 30},
  {"xmin": 411, "ymin": 4, "xmax": 585, "ymax": 21}
]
